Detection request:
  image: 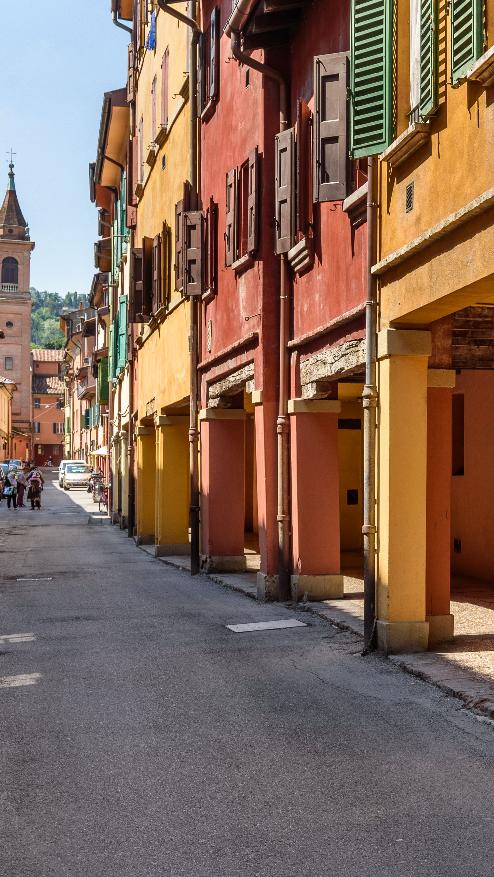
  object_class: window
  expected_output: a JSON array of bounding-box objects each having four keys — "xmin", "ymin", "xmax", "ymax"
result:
[
  {"xmin": 151, "ymin": 76, "xmax": 157, "ymax": 143},
  {"xmin": 53, "ymin": 423, "xmax": 64, "ymax": 435},
  {"xmin": 313, "ymin": 54, "xmax": 349, "ymax": 202},
  {"xmin": 198, "ymin": 7, "xmax": 220, "ymax": 116},
  {"xmin": 4, "ymin": 356, "xmax": 13, "ymax": 370},
  {"xmin": 138, "ymin": 117, "xmax": 144, "ymax": 184},
  {"xmin": 452, "ymin": 394, "xmax": 464, "ymax": 476},
  {"xmin": 409, "ymin": 0, "xmax": 437, "ymax": 120},
  {"xmin": 225, "ymin": 148, "xmax": 259, "ymax": 266},
  {"xmin": 1, "ymin": 257, "xmax": 18, "ymax": 285},
  {"xmin": 33, "ymin": 422, "xmax": 41, "ymax": 434},
  {"xmin": 350, "ymin": 0, "xmax": 394, "ymax": 157},
  {"xmin": 34, "ymin": 398, "xmax": 41, "ymax": 409},
  {"xmin": 451, "ymin": 0, "xmax": 484, "ymax": 83},
  {"xmin": 161, "ymin": 48, "xmax": 169, "ymax": 129},
  {"xmin": 5, "ymin": 320, "xmax": 13, "ymax": 329}
]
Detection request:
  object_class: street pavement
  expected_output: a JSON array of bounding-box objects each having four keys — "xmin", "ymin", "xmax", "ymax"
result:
[{"xmin": 0, "ymin": 475, "xmax": 494, "ymax": 877}]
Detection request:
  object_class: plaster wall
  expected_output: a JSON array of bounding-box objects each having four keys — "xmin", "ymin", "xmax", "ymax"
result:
[{"xmin": 0, "ymin": 293, "xmax": 31, "ymax": 425}]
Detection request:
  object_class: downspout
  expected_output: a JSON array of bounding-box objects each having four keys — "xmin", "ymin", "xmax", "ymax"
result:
[
  {"xmin": 229, "ymin": 32, "xmax": 291, "ymax": 600},
  {"xmin": 127, "ymin": 235, "xmax": 136, "ymax": 538},
  {"xmin": 112, "ymin": 8, "xmax": 133, "ymax": 36},
  {"xmin": 362, "ymin": 155, "xmax": 378, "ymax": 653},
  {"xmin": 157, "ymin": 0, "xmax": 201, "ymax": 576}
]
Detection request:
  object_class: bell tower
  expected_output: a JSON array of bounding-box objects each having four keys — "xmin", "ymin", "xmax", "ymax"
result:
[{"xmin": 0, "ymin": 161, "xmax": 35, "ymax": 460}]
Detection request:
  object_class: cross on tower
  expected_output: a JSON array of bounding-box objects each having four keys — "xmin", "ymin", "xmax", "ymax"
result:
[{"xmin": 7, "ymin": 148, "xmax": 16, "ymax": 169}]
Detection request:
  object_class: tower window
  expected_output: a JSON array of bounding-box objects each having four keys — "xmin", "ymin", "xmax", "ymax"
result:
[
  {"xmin": 5, "ymin": 321, "xmax": 13, "ymax": 328},
  {"xmin": 4, "ymin": 356, "xmax": 13, "ymax": 370},
  {"xmin": 1, "ymin": 257, "xmax": 18, "ymax": 285}
]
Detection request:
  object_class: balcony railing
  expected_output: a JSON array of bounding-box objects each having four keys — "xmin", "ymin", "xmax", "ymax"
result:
[{"xmin": 1, "ymin": 283, "xmax": 18, "ymax": 293}]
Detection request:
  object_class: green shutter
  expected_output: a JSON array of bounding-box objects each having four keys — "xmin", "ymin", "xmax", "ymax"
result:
[
  {"xmin": 419, "ymin": 0, "xmax": 437, "ymax": 117},
  {"xmin": 84, "ymin": 409, "xmax": 90, "ymax": 429},
  {"xmin": 117, "ymin": 296, "xmax": 127, "ymax": 372},
  {"xmin": 451, "ymin": 0, "xmax": 483, "ymax": 83},
  {"xmin": 98, "ymin": 357, "xmax": 109, "ymax": 404},
  {"xmin": 350, "ymin": 0, "xmax": 394, "ymax": 157},
  {"xmin": 109, "ymin": 325, "xmax": 115, "ymax": 380}
]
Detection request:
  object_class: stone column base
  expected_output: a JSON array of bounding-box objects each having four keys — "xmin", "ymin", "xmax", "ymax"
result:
[
  {"xmin": 377, "ymin": 620, "xmax": 429, "ymax": 654},
  {"xmin": 291, "ymin": 574, "xmax": 344, "ymax": 602},
  {"xmin": 155, "ymin": 543, "xmax": 190, "ymax": 557},
  {"xmin": 427, "ymin": 613, "xmax": 454, "ymax": 645},
  {"xmin": 202, "ymin": 555, "xmax": 247, "ymax": 573},
  {"xmin": 257, "ymin": 572, "xmax": 279, "ymax": 602}
]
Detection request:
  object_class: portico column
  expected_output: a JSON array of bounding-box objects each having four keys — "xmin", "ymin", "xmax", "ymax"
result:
[
  {"xmin": 376, "ymin": 329, "xmax": 431, "ymax": 653},
  {"xmin": 426, "ymin": 370, "xmax": 456, "ymax": 644},
  {"xmin": 289, "ymin": 399, "xmax": 343, "ymax": 600},
  {"xmin": 154, "ymin": 415, "xmax": 190, "ymax": 556},
  {"xmin": 199, "ymin": 408, "xmax": 246, "ymax": 572},
  {"xmin": 135, "ymin": 426, "xmax": 155, "ymax": 545}
]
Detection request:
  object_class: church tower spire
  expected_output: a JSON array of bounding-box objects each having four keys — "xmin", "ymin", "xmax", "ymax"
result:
[{"xmin": 0, "ymin": 161, "xmax": 29, "ymax": 240}]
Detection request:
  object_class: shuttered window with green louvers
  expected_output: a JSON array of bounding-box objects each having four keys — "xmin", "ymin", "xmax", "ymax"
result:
[
  {"xmin": 350, "ymin": 0, "xmax": 394, "ymax": 157},
  {"xmin": 108, "ymin": 325, "xmax": 114, "ymax": 381},
  {"xmin": 117, "ymin": 296, "xmax": 127, "ymax": 373},
  {"xmin": 419, "ymin": 0, "xmax": 437, "ymax": 117},
  {"xmin": 451, "ymin": 0, "xmax": 483, "ymax": 83}
]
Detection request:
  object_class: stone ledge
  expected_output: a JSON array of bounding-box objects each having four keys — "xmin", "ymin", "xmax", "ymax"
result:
[
  {"xmin": 467, "ymin": 45, "xmax": 494, "ymax": 87},
  {"xmin": 380, "ymin": 122, "xmax": 430, "ymax": 169}
]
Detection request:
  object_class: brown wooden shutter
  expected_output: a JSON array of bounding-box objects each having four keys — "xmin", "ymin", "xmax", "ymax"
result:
[
  {"xmin": 127, "ymin": 44, "xmax": 135, "ymax": 103},
  {"xmin": 142, "ymin": 236, "xmax": 153, "ymax": 317},
  {"xmin": 161, "ymin": 221, "xmax": 170, "ymax": 306},
  {"xmin": 247, "ymin": 147, "xmax": 259, "ymax": 254},
  {"xmin": 128, "ymin": 247, "xmax": 144, "ymax": 323},
  {"xmin": 175, "ymin": 200, "xmax": 184, "ymax": 292},
  {"xmin": 225, "ymin": 168, "xmax": 237, "ymax": 266},
  {"xmin": 152, "ymin": 233, "xmax": 161, "ymax": 313},
  {"xmin": 206, "ymin": 198, "xmax": 217, "ymax": 293},
  {"xmin": 275, "ymin": 127, "xmax": 295, "ymax": 254},
  {"xmin": 161, "ymin": 48, "xmax": 169, "ymax": 128},
  {"xmin": 184, "ymin": 211, "xmax": 204, "ymax": 297},
  {"xmin": 209, "ymin": 7, "xmax": 220, "ymax": 101},
  {"xmin": 313, "ymin": 53, "xmax": 348, "ymax": 203},
  {"xmin": 197, "ymin": 33, "xmax": 205, "ymax": 116},
  {"xmin": 296, "ymin": 98, "xmax": 313, "ymax": 237}
]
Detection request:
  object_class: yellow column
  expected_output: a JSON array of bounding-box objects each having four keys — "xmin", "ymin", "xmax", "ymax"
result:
[
  {"xmin": 376, "ymin": 329, "xmax": 431, "ymax": 653},
  {"xmin": 155, "ymin": 415, "xmax": 190, "ymax": 556},
  {"xmin": 136, "ymin": 427, "xmax": 156, "ymax": 544}
]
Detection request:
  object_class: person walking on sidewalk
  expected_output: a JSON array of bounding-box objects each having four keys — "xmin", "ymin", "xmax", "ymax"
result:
[
  {"xmin": 3, "ymin": 469, "xmax": 18, "ymax": 509},
  {"xmin": 27, "ymin": 467, "xmax": 44, "ymax": 510},
  {"xmin": 16, "ymin": 467, "xmax": 27, "ymax": 508}
]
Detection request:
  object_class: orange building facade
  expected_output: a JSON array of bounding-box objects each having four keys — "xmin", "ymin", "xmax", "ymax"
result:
[{"xmin": 31, "ymin": 349, "xmax": 64, "ymax": 467}]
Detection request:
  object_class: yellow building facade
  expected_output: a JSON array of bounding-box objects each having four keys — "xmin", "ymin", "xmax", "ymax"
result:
[
  {"xmin": 0, "ymin": 378, "xmax": 15, "ymax": 460},
  {"xmin": 373, "ymin": 0, "xmax": 494, "ymax": 650},
  {"xmin": 131, "ymin": 3, "xmax": 192, "ymax": 555}
]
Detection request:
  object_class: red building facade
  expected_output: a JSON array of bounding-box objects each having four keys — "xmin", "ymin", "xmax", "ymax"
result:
[{"xmin": 198, "ymin": 0, "xmax": 368, "ymax": 597}]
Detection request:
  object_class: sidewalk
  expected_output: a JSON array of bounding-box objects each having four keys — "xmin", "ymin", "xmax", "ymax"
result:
[{"xmin": 138, "ymin": 545, "xmax": 494, "ymax": 721}]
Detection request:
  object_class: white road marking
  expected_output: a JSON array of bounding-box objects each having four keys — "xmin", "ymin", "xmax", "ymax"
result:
[
  {"xmin": 0, "ymin": 673, "xmax": 41, "ymax": 689},
  {"xmin": 16, "ymin": 577, "xmax": 53, "ymax": 582},
  {"xmin": 0, "ymin": 633, "xmax": 35, "ymax": 644},
  {"xmin": 226, "ymin": 619, "xmax": 308, "ymax": 633}
]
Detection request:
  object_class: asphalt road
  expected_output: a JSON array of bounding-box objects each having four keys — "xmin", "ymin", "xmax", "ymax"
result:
[{"xmin": 0, "ymin": 474, "xmax": 493, "ymax": 877}]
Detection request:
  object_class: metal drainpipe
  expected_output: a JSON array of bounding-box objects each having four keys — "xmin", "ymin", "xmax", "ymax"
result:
[
  {"xmin": 112, "ymin": 8, "xmax": 133, "ymax": 36},
  {"xmin": 127, "ymin": 234, "xmax": 135, "ymax": 538},
  {"xmin": 362, "ymin": 155, "xmax": 378, "ymax": 653},
  {"xmin": 230, "ymin": 32, "xmax": 291, "ymax": 600},
  {"xmin": 157, "ymin": 0, "xmax": 201, "ymax": 575}
]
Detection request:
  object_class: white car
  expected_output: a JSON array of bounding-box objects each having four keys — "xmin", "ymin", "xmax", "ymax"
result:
[
  {"xmin": 58, "ymin": 459, "xmax": 79, "ymax": 487},
  {"xmin": 63, "ymin": 463, "xmax": 92, "ymax": 490}
]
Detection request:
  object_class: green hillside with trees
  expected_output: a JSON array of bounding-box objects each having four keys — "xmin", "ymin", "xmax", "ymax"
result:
[{"xmin": 30, "ymin": 289, "xmax": 88, "ymax": 349}]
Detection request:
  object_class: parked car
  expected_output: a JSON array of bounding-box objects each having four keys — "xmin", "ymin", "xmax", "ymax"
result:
[
  {"xmin": 58, "ymin": 459, "xmax": 79, "ymax": 487},
  {"xmin": 63, "ymin": 463, "xmax": 93, "ymax": 490},
  {"xmin": 7, "ymin": 459, "xmax": 23, "ymax": 470}
]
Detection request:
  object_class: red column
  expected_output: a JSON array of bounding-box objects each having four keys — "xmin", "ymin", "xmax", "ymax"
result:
[
  {"xmin": 254, "ymin": 400, "xmax": 279, "ymax": 591},
  {"xmin": 200, "ymin": 413, "xmax": 245, "ymax": 570},
  {"xmin": 290, "ymin": 403, "xmax": 343, "ymax": 600},
  {"xmin": 426, "ymin": 380, "xmax": 454, "ymax": 643}
]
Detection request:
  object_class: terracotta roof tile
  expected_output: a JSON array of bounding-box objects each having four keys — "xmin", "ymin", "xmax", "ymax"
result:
[
  {"xmin": 31, "ymin": 348, "xmax": 64, "ymax": 362},
  {"xmin": 32, "ymin": 375, "xmax": 64, "ymax": 395}
]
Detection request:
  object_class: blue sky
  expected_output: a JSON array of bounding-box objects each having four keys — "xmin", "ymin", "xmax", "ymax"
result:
[{"xmin": 0, "ymin": 2, "xmax": 127, "ymax": 296}]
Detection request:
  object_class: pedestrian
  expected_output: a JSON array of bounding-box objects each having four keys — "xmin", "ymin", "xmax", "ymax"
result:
[
  {"xmin": 3, "ymin": 469, "xmax": 18, "ymax": 509},
  {"xmin": 16, "ymin": 468, "xmax": 27, "ymax": 508},
  {"xmin": 26, "ymin": 467, "xmax": 44, "ymax": 510}
]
